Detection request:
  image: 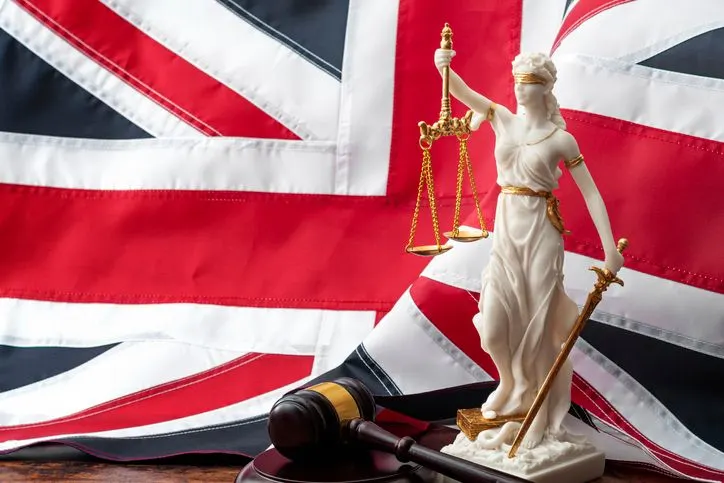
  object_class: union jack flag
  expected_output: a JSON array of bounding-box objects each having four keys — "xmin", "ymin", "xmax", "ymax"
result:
[{"xmin": 0, "ymin": 0, "xmax": 722, "ymax": 481}]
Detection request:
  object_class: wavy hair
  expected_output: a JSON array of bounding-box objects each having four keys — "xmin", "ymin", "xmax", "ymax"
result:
[{"xmin": 512, "ymin": 52, "xmax": 566, "ymax": 130}]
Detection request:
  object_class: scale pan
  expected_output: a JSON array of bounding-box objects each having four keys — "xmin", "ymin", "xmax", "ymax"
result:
[
  {"xmin": 405, "ymin": 244, "xmax": 453, "ymax": 257},
  {"xmin": 444, "ymin": 228, "xmax": 488, "ymax": 242}
]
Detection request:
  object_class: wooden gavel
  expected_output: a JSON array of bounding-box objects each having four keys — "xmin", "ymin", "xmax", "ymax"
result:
[{"xmin": 267, "ymin": 378, "xmax": 530, "ymax": 483}]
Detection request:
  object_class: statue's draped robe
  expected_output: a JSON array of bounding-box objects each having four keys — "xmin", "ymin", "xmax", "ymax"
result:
[{"xmin": 475, "ymin": 105, "xmax": 579, "ymax": 439}]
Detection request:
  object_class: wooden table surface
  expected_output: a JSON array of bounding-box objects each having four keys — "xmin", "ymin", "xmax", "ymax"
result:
[{"xmin": 0, "ymin": 445, "xmax": 689, "ymax": 482}]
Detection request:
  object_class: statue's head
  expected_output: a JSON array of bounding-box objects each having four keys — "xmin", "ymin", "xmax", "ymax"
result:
[{"xmin": 512, "ymin": 53, "xmax": 566, "ymax": 129}]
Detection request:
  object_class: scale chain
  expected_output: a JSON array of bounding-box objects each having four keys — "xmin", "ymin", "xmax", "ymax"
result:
[
  {"xmin": 464, "ymin": 137, "xmax": 488, "ymax": 235},
  {"xmin": 451, "ymin": 136, "xmax": 466, "ymax": 239},
  {"xmin": 424, "ymin": 148, "xmax": 443, "ymax": 249},
  {"xmin": 406, "ymin": 146, "xmax": 430, "ymax": 251}
]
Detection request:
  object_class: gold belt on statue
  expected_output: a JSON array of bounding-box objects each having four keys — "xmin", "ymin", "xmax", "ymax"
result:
[{"xmin": 500, "ymin": 186, "xmax": 569, "ymax": 234}]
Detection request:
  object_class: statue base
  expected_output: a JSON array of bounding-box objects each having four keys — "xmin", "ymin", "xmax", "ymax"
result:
[{"xmin": 441, "ymin": 431, "xmax": 605, "ymax": 483}]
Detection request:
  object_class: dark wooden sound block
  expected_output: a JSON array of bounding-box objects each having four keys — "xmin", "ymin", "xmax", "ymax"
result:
[
  {"xmin": 235, "ymin": 447, "xmax": 438, "ymax": 482},
  {"xmin": 236, "ymin": 426, "xmax": 457, "ymax": 483}
]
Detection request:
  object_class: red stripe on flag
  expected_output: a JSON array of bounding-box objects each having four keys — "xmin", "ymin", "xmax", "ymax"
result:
[
  {"xmin": 0, "ymin": 186, "xmax": 438, "ymax": 310},
  {"xmin": 551, "ymin": 0, "xmax": 635, "ymax": 54},
  {"xmin": 0, "ymin": 353, "xmax": 313, "ymax": 441},
  {"xmin": 16, "ymin": 0, "xmax": 298, "ymax": 139}
]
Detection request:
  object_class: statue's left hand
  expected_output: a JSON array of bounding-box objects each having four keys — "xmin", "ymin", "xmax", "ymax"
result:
[
  {"xmin": 470, "ymin": 111, "xmax": 484, "ymax": 131},
  {"xmin": 604, "ymin": 249, "xmax": 624, "ymax": 275}
]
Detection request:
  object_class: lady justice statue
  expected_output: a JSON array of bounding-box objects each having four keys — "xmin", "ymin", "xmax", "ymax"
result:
[{"xmin": 429, "ymin": 31, "xmax": 626, "ymax": 482}]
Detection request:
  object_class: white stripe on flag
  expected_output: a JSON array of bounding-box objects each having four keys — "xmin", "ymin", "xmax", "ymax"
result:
[
  {"xmin": 554, "ymin": 54, "xmax": 724, "ymax": 144},
  {"xmin": 100, "ymin": 0, "xmax": 340, "ymax": 141},
  {"xmin": 572, "ymin": 340, "xmax": 724, "ymax": 471},
  {"xmin": 0, "ymin": 132, "xmax": 340, "ymax": 193},
  {"xmin": 363, "ymin": 290, "xmax": 492, "ymax": 395},
  {"xmin": 334, "ymin": 0, "xmax": 398, "ymax": 196},
  {"xmin": 0, "ymin": 0, "xmax": 203, "ymax": 138},
  {"xmin": 521, "ymin": 0, "xmax": 567, "ymax": 53},
  {"xmin": 553, "ymin": 0, "xmax": 724, "ymax": 61},
  {"xmin": 0, "ymin": 297, "xmax": 376, "ymax": 370},
  {"xmin": 0, "ymin": 341, "xmax": 243, "ymax": 427},
  {"xmin": 422, "ymin": 231, "xmax": 724, "ymax": 360}
]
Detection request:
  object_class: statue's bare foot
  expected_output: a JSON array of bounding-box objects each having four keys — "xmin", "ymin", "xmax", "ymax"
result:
[
  {"xmin": 480, "ymin": 382, "xmax": 511, "ymax": 416},
  {"xmin": 521, "ymin": 413, "xmax": 547, "ymax": 449}
]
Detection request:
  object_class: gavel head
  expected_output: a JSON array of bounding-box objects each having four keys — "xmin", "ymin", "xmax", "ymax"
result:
[{"xmin": 267, "ymin": 377, "xmax": 376, "ymax": 461}]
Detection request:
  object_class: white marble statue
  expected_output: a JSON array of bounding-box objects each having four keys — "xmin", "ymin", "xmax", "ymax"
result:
[{"xmin": 435, "ymin": 48, "xmax": 625, "ymax": 481}]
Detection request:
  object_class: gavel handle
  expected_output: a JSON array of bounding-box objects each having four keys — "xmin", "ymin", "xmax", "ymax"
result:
[{"xmin": 347, "ymin": 419, "xmax": 531, "ymax": 483}]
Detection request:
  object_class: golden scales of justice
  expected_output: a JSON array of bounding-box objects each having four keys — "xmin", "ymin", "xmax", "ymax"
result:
[{"xmin": 405, "ymin": 23, "xmax": 489, "ymax": 257}]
